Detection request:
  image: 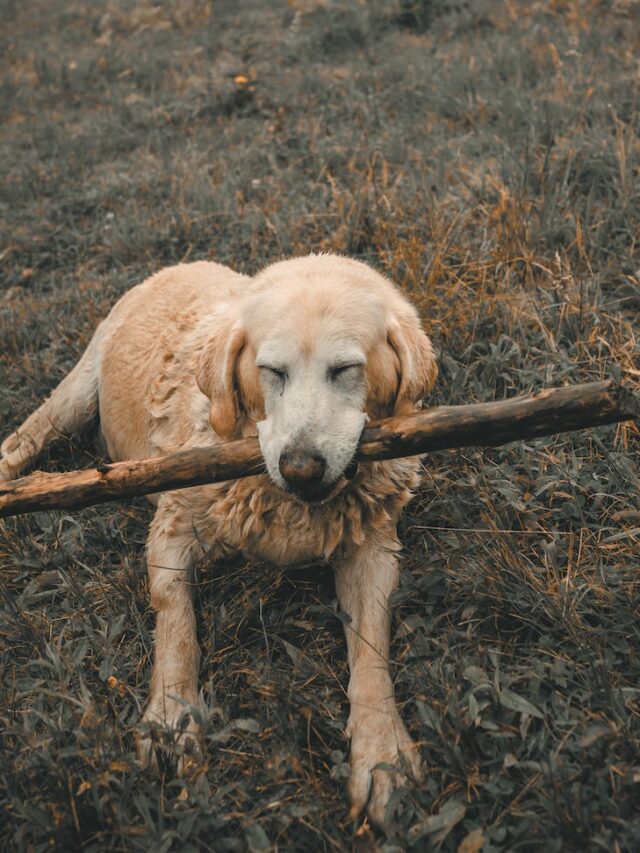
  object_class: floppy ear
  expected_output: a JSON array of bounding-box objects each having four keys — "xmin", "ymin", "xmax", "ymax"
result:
[
  {"xmin": 236, "ymin": 343, "xmax": 265, "ymax": 427},
  {"xmin": 387, "ymin": 311, "xmax": 438, "ymax": 415},
  {"xmin": 367, "ymin": 309, "xmax": 437, "ymax": 418},
  {"xmin": 196, "ymin": 326, "xmax": 247, "ymax": 439}
]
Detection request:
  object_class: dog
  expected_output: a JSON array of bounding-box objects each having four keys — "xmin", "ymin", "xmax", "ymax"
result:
[{"xmin": 0, "ymin": 254, "xmax": 437, "ymax": 827}]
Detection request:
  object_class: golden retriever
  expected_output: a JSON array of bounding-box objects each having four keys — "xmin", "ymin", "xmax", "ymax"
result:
[{"xmin": 0, "ymin": 254, "xmax": 437, "ymax": 827}]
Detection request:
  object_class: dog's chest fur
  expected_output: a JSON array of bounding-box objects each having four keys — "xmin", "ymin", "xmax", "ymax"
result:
[{"xmin": 162, "ymin": 458, "xmax": 421, "ymax": 567}]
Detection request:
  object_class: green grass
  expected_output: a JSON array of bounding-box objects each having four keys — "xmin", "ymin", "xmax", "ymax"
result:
[{"xmin": 2, "ymin": 0, "xmax": 640, "ymax": 849}]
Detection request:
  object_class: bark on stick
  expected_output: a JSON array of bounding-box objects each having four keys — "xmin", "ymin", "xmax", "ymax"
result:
[{"xmin": 0, "ymin": 380, "xmax": 637, "ymax": 519}]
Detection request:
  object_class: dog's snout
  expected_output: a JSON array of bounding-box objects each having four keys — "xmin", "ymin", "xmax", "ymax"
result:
[{"xmin": 279, "ymin": 449, "xmax": 326, "ymax": 487}]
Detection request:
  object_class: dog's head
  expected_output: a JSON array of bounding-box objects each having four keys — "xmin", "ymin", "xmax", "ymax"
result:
[{"xmin": 197, "ymin": 254, "xmax": 437, "ymax": 503}]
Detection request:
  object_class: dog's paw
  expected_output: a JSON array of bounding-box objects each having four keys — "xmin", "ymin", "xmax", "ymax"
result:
[
  {"xmin": 0, "ymin": 458, "xmax": 12, "ymax": 482},
  {"xmin": 137, "ymin": 695, "xmax": 204, "ymax": 775},
  {"xmin": 346, "ymin": 705, "xmax": 423, "ymax": 828},
  {"xmin": 0, "ymin": 453, "xmax": 21, "ymax": 481},
  {"xmin": 0, "ymin": 443, "xmax": 29, "ymax": 481}
]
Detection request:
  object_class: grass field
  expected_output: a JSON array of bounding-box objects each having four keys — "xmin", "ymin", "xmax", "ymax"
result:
[{"xmin": 2, "ymin": 0, "xmax": 640, "ymax": 849}]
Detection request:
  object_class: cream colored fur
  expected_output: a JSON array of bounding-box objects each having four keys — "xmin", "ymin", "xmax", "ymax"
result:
[{"xmin": 0, "ymin": 254, "xmax": 437, "ymax": 828}]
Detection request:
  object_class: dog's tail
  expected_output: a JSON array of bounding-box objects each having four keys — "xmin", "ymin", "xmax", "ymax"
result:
[{"xmin": 0, "ymin": 326, "xmax": 105, "ymax": 481}]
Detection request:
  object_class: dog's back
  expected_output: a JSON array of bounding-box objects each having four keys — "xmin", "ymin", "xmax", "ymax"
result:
[{"xmin": 0, "ymin": 261, "xmax": 248, "ymax": 479}]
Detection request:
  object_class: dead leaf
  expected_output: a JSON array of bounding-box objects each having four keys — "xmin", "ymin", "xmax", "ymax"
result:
[{"xmin": 458, "ymin": 828, "xmax": 485, "ymax": 853}]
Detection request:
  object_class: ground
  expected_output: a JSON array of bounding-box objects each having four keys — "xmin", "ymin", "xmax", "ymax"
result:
[{"xmin": 1, "ymin": 0, "xmax": 640, "ymax": 850}]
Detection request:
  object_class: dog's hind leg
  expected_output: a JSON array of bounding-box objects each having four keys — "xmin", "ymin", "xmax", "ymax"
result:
[{"xmin": 0, "ymin": 330, "xmax": 103, "ymax": 481}]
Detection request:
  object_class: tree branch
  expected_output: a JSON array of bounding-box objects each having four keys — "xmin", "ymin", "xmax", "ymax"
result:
[{"xmin": 0, "ymin": 380, "xmax": 637, "ymax": 518}]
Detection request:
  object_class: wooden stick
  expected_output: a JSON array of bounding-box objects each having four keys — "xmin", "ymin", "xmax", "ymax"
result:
[{"xmin": 0, "ymin": 380, "xmax": 637, "ymax": 519}]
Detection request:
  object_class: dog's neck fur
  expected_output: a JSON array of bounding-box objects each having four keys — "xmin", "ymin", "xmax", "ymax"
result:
[{"xmin": 159, "ymin": 457, "xmax": 421, "ymax": 568}]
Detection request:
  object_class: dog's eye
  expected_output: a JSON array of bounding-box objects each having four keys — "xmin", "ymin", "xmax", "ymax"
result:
[
  {"xmin": 259, "ymin": 366, "xmax": 287, "ymax": 381},
  {"xmin": 329, "ymin": 363, "xmax": 363, "ymax": 381}
]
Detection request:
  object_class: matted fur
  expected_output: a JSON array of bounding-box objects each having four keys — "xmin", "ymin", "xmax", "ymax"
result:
[
  {"xmin": 158, "ymin": 457, "xmax": 421, "ymax": 567},
  {"xmin": 0, "ymin": 254, "xmax": 437, "ymax": 828}
]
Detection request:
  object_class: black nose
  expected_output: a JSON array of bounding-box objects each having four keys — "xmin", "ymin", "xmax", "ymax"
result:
[{"xmin": 279, "ymin": 449, "xmax": 326, "ymax": 488}]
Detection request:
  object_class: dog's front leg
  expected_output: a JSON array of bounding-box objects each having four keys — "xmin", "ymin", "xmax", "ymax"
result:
[
  {"xmin": 334, "ymin": 531, "xmax": 422, "ymax": 827},
  {"xmin": 137, "ymin": 496, "xmax": 202, "ymax": 771}
]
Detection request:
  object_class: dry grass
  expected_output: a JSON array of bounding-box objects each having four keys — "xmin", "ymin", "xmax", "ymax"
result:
[{"xmin": 2, "ymin": 0, "xmax": 640, "ymax": 849}]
